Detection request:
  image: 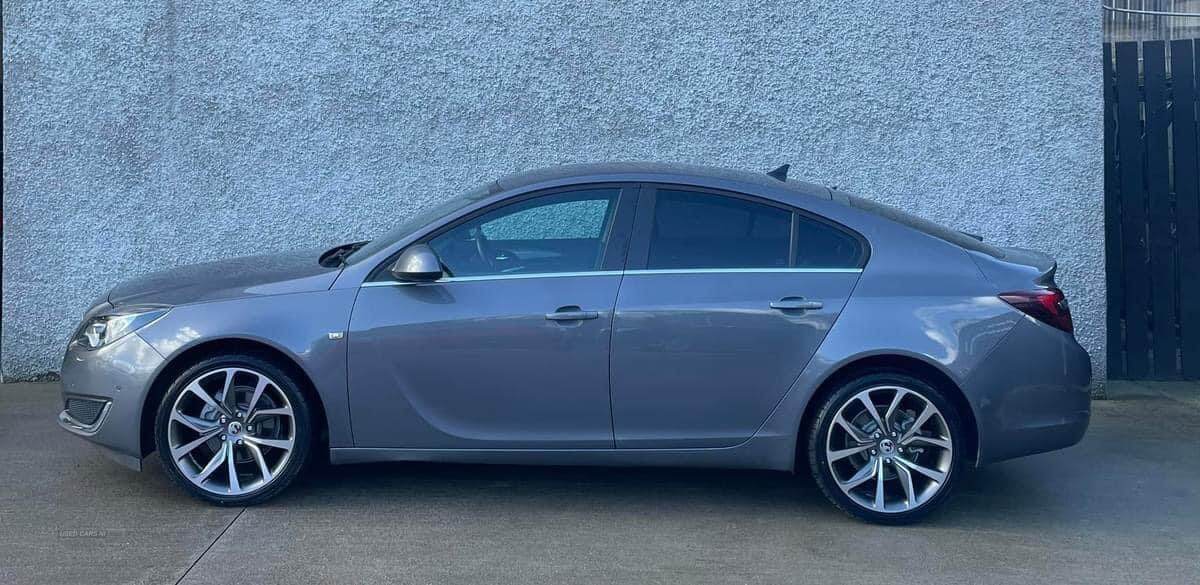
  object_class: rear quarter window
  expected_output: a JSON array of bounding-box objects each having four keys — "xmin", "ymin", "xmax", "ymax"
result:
[{"xmin": 794, "ymin": 214, "xmax": 865, "ymax": 268}]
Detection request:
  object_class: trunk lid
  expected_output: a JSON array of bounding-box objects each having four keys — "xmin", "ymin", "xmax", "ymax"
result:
[{"xmin": 968, "ymin": 246, "xmax": 1058, "ymax": 291}]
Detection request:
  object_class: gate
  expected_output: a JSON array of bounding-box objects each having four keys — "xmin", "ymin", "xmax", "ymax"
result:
[{"xmin": 1105, "ymin": 39, "xmax": 1200, "ymax": 379}]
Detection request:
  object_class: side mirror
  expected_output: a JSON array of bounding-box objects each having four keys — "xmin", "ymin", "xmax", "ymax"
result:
[{"xmin": 389, "ymin": 244, "xmax": 444, "ymax": 282}]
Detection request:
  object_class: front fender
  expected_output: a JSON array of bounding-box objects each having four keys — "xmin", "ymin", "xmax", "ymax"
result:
[{"xmin": 136, "ymin": 289, "xmax": 358, "ymax": 448}]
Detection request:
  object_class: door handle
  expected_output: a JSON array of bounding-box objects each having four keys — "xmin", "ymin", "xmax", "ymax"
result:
[
  {"xmin": 545, "ymin": 306, "xmax": 600, "ymax": 321},
  {"xmin": 770, "ymin": 297, "xmax": 823, "ymax": 311}
]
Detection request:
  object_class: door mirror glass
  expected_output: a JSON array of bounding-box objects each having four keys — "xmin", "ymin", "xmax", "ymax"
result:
[{"xmin": 390, "ymin": 244, "xmax": 444, "ymax": 282}]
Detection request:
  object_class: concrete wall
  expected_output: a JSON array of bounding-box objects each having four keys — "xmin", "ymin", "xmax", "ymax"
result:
[{"xmin": 2, "ymin": 1, "xmax": 1104, "ymax": 384}]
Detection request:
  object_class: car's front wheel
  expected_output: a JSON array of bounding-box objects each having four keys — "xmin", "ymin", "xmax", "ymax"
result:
[
  {"xmin": 154, "ymin": 353, "xmax": 312, "ymax": 505},
  {"xmin": 807, "ymin": 372, "xmax": 964, "ymax": 524}
]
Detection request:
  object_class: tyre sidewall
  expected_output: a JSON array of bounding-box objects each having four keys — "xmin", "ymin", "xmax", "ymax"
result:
[
  {"xmin": 154, "ymin": 353, "xmax": 313, "ymax": 506},
  {"xmin": 807, "ymin": 371, "xmax": 965, "ymax": 525}
]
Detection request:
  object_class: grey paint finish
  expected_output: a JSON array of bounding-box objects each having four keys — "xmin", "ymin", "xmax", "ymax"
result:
[
  {"xmin": 58, "ymin": 320, "xmax": 164, "ymax": 470},
  {"xmin": 348, "ymin": 274, "xmax": 622, "ymax": 449},
  {"xmin": 3, "ymin": 2, "xmax": 1102, "ymax": 385},
  {"xmin": 107, "ymin": 248, "xmax": 340, "ymax": 307},
  {"xmin": 54, "ymin": 164, "xmax": 1091, "ymax": 487},
  {"xmin": 135, "ymin": 289, "xmax": 359, "ymax": 449},
  {"xmin": 610, "ymin": 271, "xmax": 858, "ymax": 448}
]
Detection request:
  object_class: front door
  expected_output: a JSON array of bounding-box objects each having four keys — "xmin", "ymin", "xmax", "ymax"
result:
[
  {"xmin": 610, "ymin": 186, "xmax": 866, "ymax": 448},
  {"xmin": 348, "ymin": 185, "xmax": 637, "ymax": 449}
]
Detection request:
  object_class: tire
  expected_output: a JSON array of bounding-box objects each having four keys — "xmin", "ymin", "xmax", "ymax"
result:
[
  {"xmin": 154, "ymin": 353, "xmax": 313, "ymax": 506},
  {"xmin": 806, "ymin": 371, "xmax": 964, "ymax": 525}
]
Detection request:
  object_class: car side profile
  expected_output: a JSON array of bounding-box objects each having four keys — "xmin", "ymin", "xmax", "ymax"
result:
[{"xmin": 58, "ymin": 162, "xmax": 1091, "ymax": 523}]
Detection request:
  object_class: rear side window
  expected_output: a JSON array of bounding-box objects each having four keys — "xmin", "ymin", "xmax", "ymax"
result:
[
  {"xmin": 794, "ymin": 214, "xmax": 864, "ymax": 268},
  {"xmin": 647, "ymin": 190, "xmax": 791, "ymax": 269},
  {"xmin": 645, "ymin": 189, "xmax": 865, "ymax": 270}
]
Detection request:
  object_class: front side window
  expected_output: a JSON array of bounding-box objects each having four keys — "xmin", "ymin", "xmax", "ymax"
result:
[
  {"xmin": 647, "ymin": 189, "xmax": 791, "ymax": 269},
  {"xmin": 429, "ymin": 189, "xmax": 619, "ymax": 277}
]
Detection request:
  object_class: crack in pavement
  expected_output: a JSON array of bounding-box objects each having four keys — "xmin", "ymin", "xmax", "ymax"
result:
[{"xmin": 173, "ymin": 507, "xmax": 246, "ymax": 585}]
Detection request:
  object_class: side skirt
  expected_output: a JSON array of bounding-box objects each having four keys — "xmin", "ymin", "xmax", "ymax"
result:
[{"xmin": 330, "ymin": 435, "xmax": 796, "ymax": 472}]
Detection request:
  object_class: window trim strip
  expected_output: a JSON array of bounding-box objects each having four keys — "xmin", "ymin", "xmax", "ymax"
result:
[{"xmin": 360, "ymin": 267, "xmax": 862, "ymax": 287}]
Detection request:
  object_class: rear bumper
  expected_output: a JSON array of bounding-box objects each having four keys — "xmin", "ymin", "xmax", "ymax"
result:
[
  {"xmin": 58, "ymin": 332, "xmax": 165, "ymax": 471},
  {"xmin": 966, "ymin": 318, "xmax": 1092, "ymax": 465}
]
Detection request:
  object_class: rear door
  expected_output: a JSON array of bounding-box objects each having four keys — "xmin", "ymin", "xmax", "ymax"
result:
[{"xmin": 610, "ymin": 185, "xmax": 866, "ymax": 448}]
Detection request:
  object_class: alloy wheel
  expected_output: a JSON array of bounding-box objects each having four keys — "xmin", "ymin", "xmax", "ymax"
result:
[
  {"xmin": 824, "ymin": 385, "xmax": 954, "ymax": 513},
  {"xmin": 166, "ymin": 367, "xmax": 296, "ymax": 496}
]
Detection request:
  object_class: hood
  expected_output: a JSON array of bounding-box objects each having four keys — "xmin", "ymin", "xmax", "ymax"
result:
[{"xmin": 108, "ymin": 249, "xmax": 342, "ymax": 307}]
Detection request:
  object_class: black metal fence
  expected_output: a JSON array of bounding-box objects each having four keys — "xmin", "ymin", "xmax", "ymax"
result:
[{"xmin": 1105, "ymin": 39, "xmax": 1200, "ymax": 379}]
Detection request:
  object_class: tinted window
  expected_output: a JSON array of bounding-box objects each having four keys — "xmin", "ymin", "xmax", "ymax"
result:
[
  {"xmin": 429, "ymin": 189, "xmax": 619, "ymax": 277},
  {"xmin": 647, "ymin": 190, "xmax": 791, "ymax": 269},
  {"xmin": 794, "ymin": 214, "xmax": 864, "ymax": 268}
]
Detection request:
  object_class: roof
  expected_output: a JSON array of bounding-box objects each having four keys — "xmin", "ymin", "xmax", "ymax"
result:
[{"xmin": 490, "ymin": 161, "xmax": 833, "ymax": 201}]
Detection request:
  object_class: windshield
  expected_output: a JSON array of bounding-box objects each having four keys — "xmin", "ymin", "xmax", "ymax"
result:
[{"xmin": 344, "ymin": 181, "xmax": 496, "ymax": 264}]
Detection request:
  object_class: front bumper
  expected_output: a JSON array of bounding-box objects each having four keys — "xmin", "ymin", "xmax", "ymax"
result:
[
  {"xmin": 58, "ymin": 331, "xmax": 165, "ymax": 471},
  {"xmin": 967, "ymin": 317, "xmax": 1093, "ymax": 465}
]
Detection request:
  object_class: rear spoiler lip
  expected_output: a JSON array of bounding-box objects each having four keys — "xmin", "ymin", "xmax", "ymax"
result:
[{"xmin": 996, "ymin": 246, "xmax": 1058, "ymax": 287}]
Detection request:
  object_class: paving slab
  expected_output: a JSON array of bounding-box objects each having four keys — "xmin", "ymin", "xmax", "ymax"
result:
[
  {"xmin": 0, "ymin": 383, "xmax": 241, "ymax": 585},
  {"xmin": 1, "ymin": 382, "xmax": 1197, "ymax": 585}
]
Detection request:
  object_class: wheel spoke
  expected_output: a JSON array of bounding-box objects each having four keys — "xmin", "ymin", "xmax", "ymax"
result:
[
  {"xmin": 828, "ymin": 444, "xmax": 874, "ymax": 462},
  {"xmin": 245, "ymin": 442, "xmax": 273, "ymax": 484},
  {"xmin": 873, "ymin": 458, "xmax": 886, "ymax": 509},
  {"xmin": 896, "ymin": 456, "xmax": 946, "ymax": 484},
  {"xmin": 903, "ymin": 434, "xmax": 952, "ymax": 450},
  {"xmin": 244, "ymin": 436, "xmax": 292, "ymax": 452},
  {"xmin": 883, "ymin": 388, "xmax": 908, "ymax": 433},
  {"xmin": 220, "ymin": 370, "xmax": 237, "ymax": 412},
  {"xmin": 834, "ymin": 413, "xmax": 872, "ymax": 445},
  {"xmin": 193, "ymin": 442, "xmax": 227, "ymax": 483},
  {"xmin": 838, "ymin": 457, "xmax": 878, "ymax": 489},
  {"xmin": 249, "ymin": 405, "xmax": 293, "ymax": 422},
  {"xmin": 171, "ymin": 429, "xmax": 220, "ymax": 460},
  {"xmin": 184, "ymin": 381, "xmax": 229, "ymax": 416},
  {"xmin": 857, "ymin": 393, "xmax": 886, "ymax": 434},
  {"xmin": 894, "ymin": 460, "xmax": 916, "ymax": 509},
  {"xmin": 226, "ymin": 440, "xmax": 241, "ymax": 493},
  {"xmin": 170, "ymin": 366, "xmax": 295, "ymax": 497},
  {"xmin": 246, "ymin": 376, "xmax": 270, "ymax": 418},
  {"xmin": 899, "ymin": 403, "xmax": 936, "ymax": 444},
  {"xmin": 171, "ymin": 411, "xmax": 219, "ymax": 434},
  {"xmin": 825, "ymin": 383, "xmax": 954, "ymax": 516}
]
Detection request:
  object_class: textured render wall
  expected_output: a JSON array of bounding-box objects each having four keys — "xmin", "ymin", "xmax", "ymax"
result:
[{"xmin": 2, "ymin": 1, "xmax": 1103, "ymax": 384}]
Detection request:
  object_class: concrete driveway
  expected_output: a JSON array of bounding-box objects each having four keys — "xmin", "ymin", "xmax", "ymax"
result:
[{"xmin": 1, "ymin": 381, "xmax": 1197, "ymax": 585}]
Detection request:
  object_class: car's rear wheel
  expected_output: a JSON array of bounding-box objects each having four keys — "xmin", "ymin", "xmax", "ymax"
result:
[
  {"xmin": 154, "ymin": 354, "xmax": 312, "ymax": 505},
  {"xmin": 807, "ymin": 372, "xmax": 963, "ymax": 524}
]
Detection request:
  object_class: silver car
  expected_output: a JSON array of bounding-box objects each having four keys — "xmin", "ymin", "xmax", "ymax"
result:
[{"xmin": 58, "ymin": 162, "xmax": 1091, "ymax": 524}]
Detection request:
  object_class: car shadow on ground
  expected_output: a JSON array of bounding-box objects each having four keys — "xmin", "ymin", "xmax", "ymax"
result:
[{"xmin": 250, "ymin": 456, "xmax": 1058, "ymax": 527}]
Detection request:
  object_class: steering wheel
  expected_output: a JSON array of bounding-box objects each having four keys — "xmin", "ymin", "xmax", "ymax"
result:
[{"xmin": 470, "ymin": 226, "xmax": 498, "ymax": 271}]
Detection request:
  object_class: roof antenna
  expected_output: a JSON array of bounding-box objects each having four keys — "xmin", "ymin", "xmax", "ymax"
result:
[{"xmin": 766, "ymin": 164, "xmax": 790, "ymax": 182}]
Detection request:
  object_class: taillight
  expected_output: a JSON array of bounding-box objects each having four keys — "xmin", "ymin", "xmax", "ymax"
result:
[{"xmin": 999, "ymin": 288, "xmax": 1074, "ymax": 334}]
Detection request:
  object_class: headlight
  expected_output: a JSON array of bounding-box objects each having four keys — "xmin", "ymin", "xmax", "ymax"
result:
[{"xmin": 74, "ymin": 305, "xmax": 170, "ymax": 350}]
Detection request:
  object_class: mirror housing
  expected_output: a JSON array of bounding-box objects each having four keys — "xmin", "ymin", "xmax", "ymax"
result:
[{"xmin": 389, "ymin": 244, "xmax": 444, "ymax": 282}]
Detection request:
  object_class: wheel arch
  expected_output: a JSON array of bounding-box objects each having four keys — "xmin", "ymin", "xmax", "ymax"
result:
[
  {"xmin": 796, "ymin": 353, "xmax": 980, "ymax": 468},
  {"xmin": 139, "ymin": 337, "xmax": 329, "ymax": 458}
]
